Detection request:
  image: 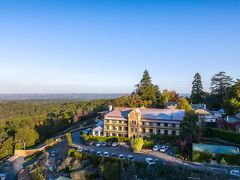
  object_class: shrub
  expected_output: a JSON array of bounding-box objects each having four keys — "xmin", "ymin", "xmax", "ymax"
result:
[
  {"xmin": 131, "ymin": 138, "xmax": 144, "ymax": 152},
  {"xmin": 66, "ymin": 133, "xmax": 73, "ymax": 145},
  {"xmin": 216, "ymin": 154, "xmax": 240, "ymax": 166},
  {"xmin": 192, "ymin": 151, "xmax": 212, "ymax": 163},
  {"xmin": 150, "ymin": 134, "xmax": 178, "ymax": 144},
  {"xmin": 44, "ymin": 138, "xmax": 54, "ymax": 145},
  {"xmin": 81, "ymin": 133, "xmax": 129, "ymax": 143},
  {"xmin": 67, "ymin": 148, "xmax": 76, "ymax": 156},
  {"xmin": 203, "ymin": 128, "xmax": 240, "ymax": 145},
  {"xmin": 143, "ymin": 139, "xmax": 154, "ymax": 149}
]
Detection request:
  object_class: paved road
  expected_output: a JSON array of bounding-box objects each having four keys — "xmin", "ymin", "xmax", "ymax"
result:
[{"xmin": 71, "ymin": 131, "xmax": 240, "ymax": 176}]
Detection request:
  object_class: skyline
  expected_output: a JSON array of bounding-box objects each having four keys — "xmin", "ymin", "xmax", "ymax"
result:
[{"xmin": 0, "ymin": 0, "xmax": 240, "ymax": 93}]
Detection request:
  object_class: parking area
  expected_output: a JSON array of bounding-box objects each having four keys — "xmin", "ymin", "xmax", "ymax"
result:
[{"xmin": 71, "ymin": 131, "xmax": 180, "ymax": 165}]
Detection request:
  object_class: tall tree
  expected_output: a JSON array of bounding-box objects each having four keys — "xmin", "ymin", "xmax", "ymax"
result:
[
  {"xmin": 191, "ymin": 73, "xmax": 204, "ymax": 104},
  {"xmin": 180, "ymin": 111, "xmax": 199, "ymax": 160},
  {"xmin": 223, "ymin": 80, "xmax": 240, "ymax": 115},
  {"xmin": 135, "ymin": 70, "xmax": 160, "ymax": 105},
  {"xmin": 210, "ymin": 71, "xmax": 234, "ymax": 105}
]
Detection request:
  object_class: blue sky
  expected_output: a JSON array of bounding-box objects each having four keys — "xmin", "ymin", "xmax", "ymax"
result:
[{"xmin": 0, "ymin": 0, "xmax": 239, "ymax": 93}]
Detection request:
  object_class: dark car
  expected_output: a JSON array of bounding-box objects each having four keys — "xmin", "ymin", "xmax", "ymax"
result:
[
  {"xmin": 107, "ymin": 142, "xmax": 112, "ymax": 146},
  {"xmin": 1, "ymin": 161, "xmax": 12, "ymax": 167}
]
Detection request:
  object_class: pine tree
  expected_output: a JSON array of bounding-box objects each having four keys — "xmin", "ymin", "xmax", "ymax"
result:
[
  {"xmin": 135, "ymin": 70, "xmax": 160, "ymax": 105},
  {"xmin": 210, "ymin": 71, "xmax": 234, "ymax": 105},
  {"xmin": 190, "ymin": 73, "xmax": 204, "ymax": 104}
]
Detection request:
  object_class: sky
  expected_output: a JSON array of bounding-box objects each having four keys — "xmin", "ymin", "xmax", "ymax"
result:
[{"xmin": 0, "ymin": 0, "xmax": 239, "ymax": 94}]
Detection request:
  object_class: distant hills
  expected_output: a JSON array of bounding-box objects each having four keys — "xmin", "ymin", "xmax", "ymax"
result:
[
  {"xmin": 0, "ymin": 93, "xmax": 128, "ymax": 101},
  {"xmin": 0, "ymin": 93, "xmax": 190, "ymax": 101}
]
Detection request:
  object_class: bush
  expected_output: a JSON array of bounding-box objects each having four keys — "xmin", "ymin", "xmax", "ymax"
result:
[
  {"xmin": 67, "ymin": 148, "xmax": 76, "ymax": 156},
  {"xmin": 216, "ymin": 154, "xmax": 240, "ymax": 166},
  {"xmin": 131, "ymin": 138, "xmax": 144, "ymax": 152},
  {"xmin": 192, "ymin": 151, "xmax": 212, "ymax": 163},
  {"xmin": 143, "ymin": 139, "xmax": 154, "ymax": 149},
  {"xmin": 150, "ymin": 134, "xmax": 178, "ymax": 144},
  {"xmin": 66, "ymin": 133, "xmax": 73, "ymax": 145},
  {"xmin": 44, "ymin": 138, "xmax": 54, "ymax": 145},
  {"xmin": 203, "ymin": 128, "xmax": 240, "ymax": 145}
]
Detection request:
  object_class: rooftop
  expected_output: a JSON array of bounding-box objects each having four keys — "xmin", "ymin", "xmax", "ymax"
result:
[{"xmin": 105, "ymin": 107, "xmax": 185, "ymax": 121}]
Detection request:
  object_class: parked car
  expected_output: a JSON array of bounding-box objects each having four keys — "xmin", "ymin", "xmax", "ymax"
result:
[
  {"xmin": 152, "ymin": 145, "xmax": 161, "ymax": 151},
  {"xmin": 77, "ymin": 147, "xmax": 83, "ymax": 152},
  {"xmin": 127, "ymin": 155, "xmax": 135, "ymax": 161},
  {"xmin": 107, "ymin": 142, "xmax": 112, "ymax": 146},
  {"xmin": 102, "ymin": 142, "xmax": 107, "ymax": 146},
  {"xmin": 50, "ymin": 150, "xmax": 56, "ymax": 157},
  {"xmin": 230, "ymin": 170, "xmax": 240, "ymax": 177},
  {"xmin": 84, "ymin": 148, "xmax": 90, "ymax": 153},
  {"xmin": 1, "ymin": 161, "xmax": 12, "ymax": 167},
  {"xmin": 159, "ymin": 146, "xmax": 168, "ymax": 153},
  {"xmin": 111, "ymin": 153, "xmax": 117, "ymax": 157},
  {"xmin": 0, "ymin": 173, "xmax": 6, "ymax": 180},
  {"xmin": 103, "ymin": 152, "xmax": 110, "ymax": 157},
  {"xmin": 96, "ymin": 142, "xmax": 102, "ymax": 147},
  {"xmin": 146, "ymin": 158, "xmax": 155, "ymax": 165},
  {"xmin": 96, "ymin": 151, "xmax": 102, "ymax": 156},
  {"xmin": 119, "ymin": 154, "xmax": 125, "ymax": 160},
  {"xmin": 90, "ymin": 149, "xmax": 95, "ymax": 154},
  {"xmin": 112, "ymin": 142, "xmax": 119, "ymax": 147}
]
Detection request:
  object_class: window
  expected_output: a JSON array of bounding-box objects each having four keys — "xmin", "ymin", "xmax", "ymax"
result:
[
  {"xmin": 119, "ymin": 127, "xmax": 122, "ymax": 131},
  {"xmin": 125, "ymin": 127, "xmax": 128, "ymax": 131},
  {"xmin": 113, "ymin": 126, "xmax": 116, "ymax": 130},
  {"xmin": 106, "ymin": 126, "xmax": 109, "ymax": 130},
  {"xmin": 142, "ymin": 122, "xmax": 145, "ymax": 126},
  {"xmin": 157, "ymin": 129, "xmax": 161, "ymax": 135},
  {"xmin": 164, "ymin": 123, "xmax": 168, "ymax": 127},
  {"xmin": 112, "ymin": 133, "xmax": 116, "ymax": 136},
  {"xmin": 132, "ymin": 121, "xmax": 136, "ymax": 125},
  {"xmin": 149, "ymin": 129, "xmax": 154, "ymax": 133},
  {"xmin": 172, "ymin": 124, "xmax": 175, "ymax": 128},
  {"xmin": 157, "ymin": 123, "xmax": 160, "ymax": 126},
  {"xmin": 164, "ymin": 130, "xmax": 168, "ymax": 135},
  {"xmin": 172, "ymin": 131, "xmax": 176, "ymax": 135},
  {"xmin": 142, "ymin": 128, "xmax": 146, "ymax": 133},
  {"xmin": 131, "ymin": 128, "xmax": 134, "ymax": 132},
  {"xmin": 149, "ymin": 122, "xmax": 153, "ymax": 126}
]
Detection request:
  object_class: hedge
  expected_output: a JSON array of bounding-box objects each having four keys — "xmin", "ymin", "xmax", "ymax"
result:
[
  {"xmin": 149, "ymin": 134, "xmax": 178, "ymax": 144},
  {"xmin": 192, "ymin": 151, "xmax": 212, "ymax": 163},
  {"xmin": 215, "ymin": 154, "xmax": 240, "ymax": 166},
  {"xmin": 203, "ymin": 128, "xmax": 240, "ymax": 145}
]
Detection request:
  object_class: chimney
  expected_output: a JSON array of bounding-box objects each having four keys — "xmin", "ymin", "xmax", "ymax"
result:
[{"xmin": 108, "ymin": 105, "xmax": 113, "ymax": 112}]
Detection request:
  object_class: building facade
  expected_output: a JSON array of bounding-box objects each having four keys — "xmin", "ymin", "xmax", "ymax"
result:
[{"xmin": 103, "ymin": 107, "xmax": 185, "ymax": 138}]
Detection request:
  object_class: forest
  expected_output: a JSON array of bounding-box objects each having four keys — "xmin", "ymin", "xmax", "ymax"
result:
[{"xmin": 0, "ymin": 100, "xmax": 109, "ymax": 160}]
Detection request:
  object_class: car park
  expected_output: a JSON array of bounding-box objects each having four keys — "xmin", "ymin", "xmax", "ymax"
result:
[
  {"xmin": 146, "ymin": 158, "xmax": 155, "ymax": 165},
  {"xmin": 152, "ymin": 145, "xmax": 161, "ymax": 151},
  {"xmin": 112, "ymin": 142, "xmax": 119, "ymax": 147},
  {"xmin": 159, "ymin": 146, "xmax": 168, "ymax": 153},
  {"xmin": 90, "ymin": 149, "xmax": 95, "ymax": 154},
  {"xmin": 119, "ymin": 154, "xmax": 125, "ymax": 160},
  {"xmin": 230, "ymin": 170, "xmax": 240, "ymax": 177},
  {"xmin": 127, "ymin": 155, "xmax": 135, "ymax": 161},
  {"xmin": 107, "ymin": 142, "xmax": 112, "ymax": 146},
  {"xmin": 84, "ymin": 148, "xmax": 90, "ymax": 153},
  {"xmin": 96, "ymin": 142, "xmax": 102, "ymax": 147},
  {"xmin": 103, "ymin": 152, "xmax": 110, "ymax": 157},
  {"xmin": 50, "ymin": 150, "xmax": 56, "ymax": 157}
]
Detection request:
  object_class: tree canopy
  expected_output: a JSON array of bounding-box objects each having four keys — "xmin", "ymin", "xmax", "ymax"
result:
[
  {"xmin": 191, "ymin": 72, "xmax": 204, "ymax": 104},
  {"xmin": 177, "ymin": 97, "xmax": 192, "ymax": 111},
  {"xmin": 223, "ymin": 80, "xmax": 240, "ymax": 115}
]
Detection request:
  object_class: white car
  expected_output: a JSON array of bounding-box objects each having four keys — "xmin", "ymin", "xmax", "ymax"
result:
[
  {"xmin": 119, "ymin": 154, "xmax": 125, "ymax": 160},
  {"xmin": 50, "ymin": 150, "xmax": 56, "ymax": 157},
  {"xmin": 112, "ymin": 142, "xmax": 119, "ymax": 147},
  {"xmin": 230, "ymin": 170, "xmax": 240, "ymax": 177},
  {"xmin": 96, "ymin": 151, "xmax": 102, "ymax": 156},
  {"xmin": 127, "ymin": 155, "xmax": 135, "ymax": 161},
  {"xmin": 159, "ymin": 146, "xmax": 168, "ymax": 153},
  {"xmin": 77, "ymin": 147, "xmax": 83, "ymax": 152},
  {"xmin": 103, "ymin": 152, "xmax": 110, "ymax": 157},
  {"xmin": 102, "ymin": 142, "xmax": 107, "ymax": 146},
  {"xmin": 152, "ymin": 145, "xmax": 161, "ymax": 151},
  {"xmin": 0, "ymin": 173, "xmax": 6, "ymax": 180},
  {"xmin": 96, "ymin": 142, "xmax": 102, "ymax": 147},
  {"xmin": 146, "ymin": 158, "xmax": 155, "ymax": 165}
]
